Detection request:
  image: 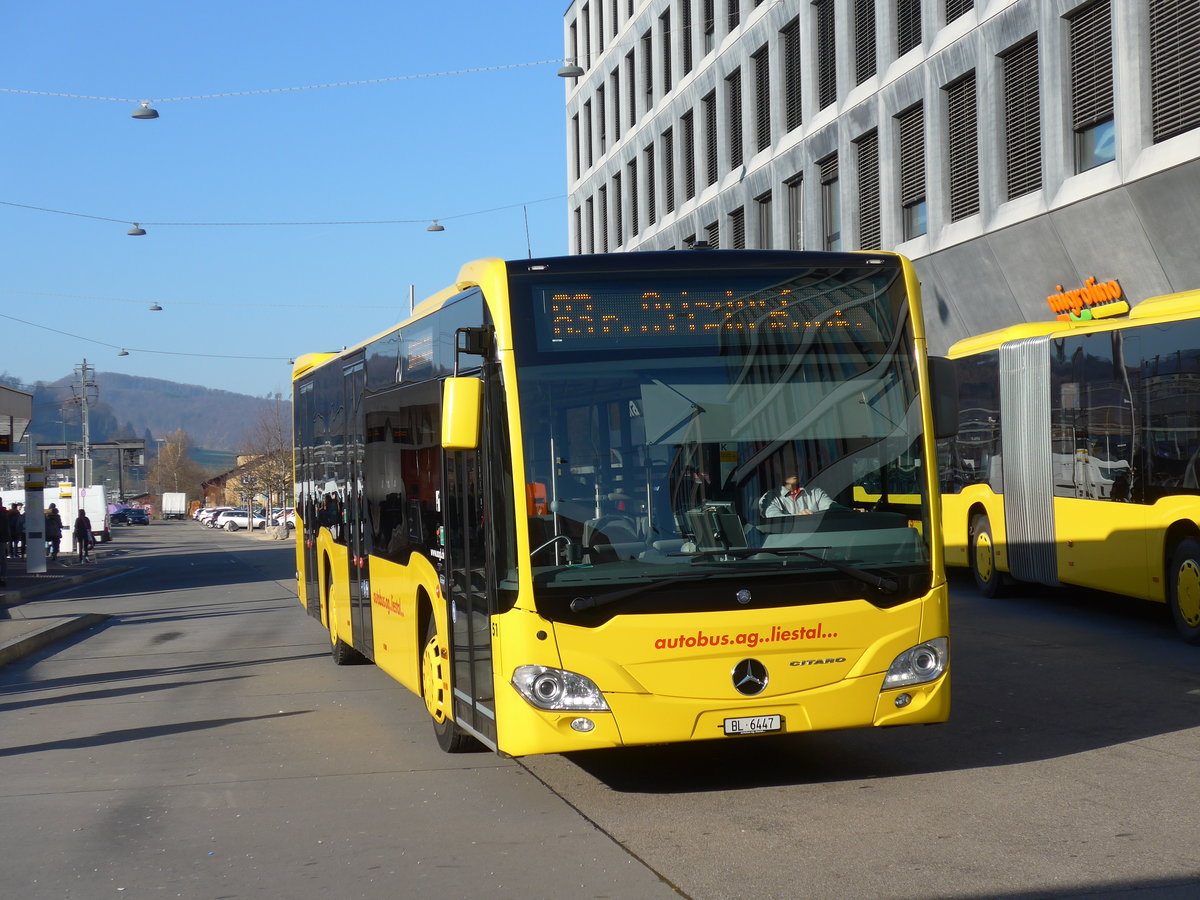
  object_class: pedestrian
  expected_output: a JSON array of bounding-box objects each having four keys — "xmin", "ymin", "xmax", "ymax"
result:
[
  {"xmin": 11, "ymin": 502, "xmax": 26, "ymax": 557},
  {"xmin": 73, "ymin": 509, "xmax": 94, "ymax": 563},
  {"xmin": 0, "ymin": 499, "xmax": 9, "ymax": 586},
  {"xmin": 44, "ymin": 503, "xmax": 64, "ymax": 561}
]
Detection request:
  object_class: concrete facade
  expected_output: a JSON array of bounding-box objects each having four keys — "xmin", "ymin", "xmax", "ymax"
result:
[{"xmin": 561, "ymin": 0, "xmax": 1200, "ymax": 354}]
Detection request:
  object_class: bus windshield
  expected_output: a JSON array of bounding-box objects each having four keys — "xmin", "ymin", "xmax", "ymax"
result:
[{"xmin": 509, "ymin": 259, "xmax": 931, "ymax": 621}]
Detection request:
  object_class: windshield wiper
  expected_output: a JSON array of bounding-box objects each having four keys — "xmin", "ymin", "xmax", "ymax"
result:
[
  {"xmin": 785, "ymin": 549, "xmax": 898, "ymax": 593},
  {"xmin": 569, "ymin": 574, "xmax": 711, "ymax": 612},
  {"xmin": 691, "ymin": 546, "xmax": 898, "ymax": 593}
]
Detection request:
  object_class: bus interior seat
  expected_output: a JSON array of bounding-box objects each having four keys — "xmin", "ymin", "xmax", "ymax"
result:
[{"xmin": 583, "ymin": 514, "xmax": 643, "ymax": 562}]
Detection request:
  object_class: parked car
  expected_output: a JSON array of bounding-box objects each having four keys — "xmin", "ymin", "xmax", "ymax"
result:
[
  {"xmin": 272, "ymin": 508, "xmax": 296, "ymax": 529},
  {"xmin": 198, "ymin": 507, "xmax": 232, "ymax": 526},
  {"xmin": 127, "ymin": 508, "xmax": 150, "ymax": 525},
  {"xmin": 213, "ymin": 508, "xmax": 267, "ymax": 531},
  {"xmin": 110, "ymin": 509, "xmax": 131, "ymax": 526}
]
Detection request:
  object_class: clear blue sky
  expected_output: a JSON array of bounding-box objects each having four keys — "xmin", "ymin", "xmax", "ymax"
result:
[{"xmin": 1, "ymin": 1, "xmax": 569, "ymax": 398}]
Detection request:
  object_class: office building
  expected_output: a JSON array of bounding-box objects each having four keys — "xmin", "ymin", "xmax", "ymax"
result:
[{"xmin": 562, "ymin": 0, "xmax": 1200, "ymax": 352}]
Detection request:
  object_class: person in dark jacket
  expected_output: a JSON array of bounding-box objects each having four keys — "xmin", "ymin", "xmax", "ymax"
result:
[
  {"xmin": 44, "ymin": 503, "xmax": 64, "ymax": 560},
  {"xmin": 73, "ymin": 510, "xmax": 94, "ymax": 562},
  {"xmin": 0, "ymin": 502, "xmax": 9, "ymax": 585}
]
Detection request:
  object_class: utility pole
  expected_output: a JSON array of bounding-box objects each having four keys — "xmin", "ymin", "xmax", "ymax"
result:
[{"xmin": 68, "ymin": 359, "xmax": 98, "ymax": 488}]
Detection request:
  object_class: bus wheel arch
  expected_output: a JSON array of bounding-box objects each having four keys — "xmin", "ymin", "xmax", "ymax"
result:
[
  {"xmin": 419, "ymin": 596, "xmax": 480, "ymax": 753},
  {"xmin": 1166, "ymin": 534, "xmax": 1200, "ymax": 644},
  {"xmin": 969, "ymin": 510, "xmax": 1007, "ymax": 598},
  {"xmin": 323, "ymin": 551, "xmax": 365, "ymax": 665}
]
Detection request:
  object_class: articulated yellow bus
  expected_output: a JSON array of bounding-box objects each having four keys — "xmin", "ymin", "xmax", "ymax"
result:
[
  {"xmin": 940, "ymin": 286, "xmax": 1200, "ymax": 643},
  {"xmin": 292, "ymin": 250, "xmax": 957, "ymax": 756}
]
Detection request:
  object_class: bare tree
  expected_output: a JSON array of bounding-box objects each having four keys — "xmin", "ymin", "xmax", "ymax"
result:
[
  {"xmin": 148, "ymin": 429, "xmax": 206, "ymax": 499},
  {"xmin": 241, "ymin": 399, "xmax": 293, "ymax": 512}
]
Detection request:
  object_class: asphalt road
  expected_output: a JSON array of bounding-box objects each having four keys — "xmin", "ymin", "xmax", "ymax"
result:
[{"xmin": 3, "ymin": 522, "xmax": 1199, "ymax": 899}]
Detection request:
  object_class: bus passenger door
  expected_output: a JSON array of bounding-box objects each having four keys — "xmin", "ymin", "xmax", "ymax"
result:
[
  {"xmin": 344, "ymin": 358, "xmax": 372, "ymax": 657},
  {"xmin": 443, "ymin": 445, "xmax": 496, "ymax": 746},
  {"xmin": 297, "ymin": 380, "xmax": 321, "ymax": 618}
]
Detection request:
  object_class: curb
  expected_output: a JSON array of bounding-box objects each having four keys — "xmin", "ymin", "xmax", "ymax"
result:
[
  {"xmin": 1, "ymin": 564, "xmax": 133, "ymax": 606},
  {"xmin": 0, "ymin": 613, "xmax": 110, "ymax": 667}
]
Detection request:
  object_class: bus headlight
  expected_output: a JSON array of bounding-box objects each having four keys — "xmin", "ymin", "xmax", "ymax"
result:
[
  {"xmin": 512, "ymin": 665, "xmax": 610, "ymax": 712},
  {"xmin": 883, "ymin": 637, "xmax": 948, "ymax": 689}
]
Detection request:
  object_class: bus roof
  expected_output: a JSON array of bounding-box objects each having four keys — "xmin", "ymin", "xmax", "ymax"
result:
[{"xmin": 947, "ymin": 288, "xmax": 1200, "ymax": 358}]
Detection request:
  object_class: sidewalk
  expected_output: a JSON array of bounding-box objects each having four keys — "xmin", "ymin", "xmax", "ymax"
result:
[{"xmin": 0, "ymin": 548, "xmax": 124, "ymax": 666}]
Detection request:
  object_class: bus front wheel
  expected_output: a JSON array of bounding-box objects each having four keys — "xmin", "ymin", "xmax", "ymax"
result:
[
  {"xmin": 421, "ymin": 618, "xmax": 480, "ymax": 753},
  {"xmin": 970, "ymin": 514, "xmax": 1006, "ymax": 598},
  {"xmin": 1168, "ymin": 538, "xmax": 1200, "ymax": 644}
]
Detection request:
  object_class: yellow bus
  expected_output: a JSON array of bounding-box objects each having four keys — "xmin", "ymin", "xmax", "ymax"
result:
[
  {"xmin": 292, "ymin": 250, "xmax": 958, "ymax": 756},
  {"xmin": 939, "ymin": 287, "xmax": 1200, "ymax": 643}
]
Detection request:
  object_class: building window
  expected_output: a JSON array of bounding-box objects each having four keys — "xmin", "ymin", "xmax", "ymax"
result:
[
  {"xmin": 897, "ymin": 103, "xmax": 927, "ymax": 239},
  {"xmin": 641, "ymin": 30, "xmax": 653, "ymax": 114},
  {"xmin": 572, "ymin": 113, "xmax": 581, "ymax": 180},
  {"xmin": 727, "ymin": 68, "xmax": 744, "ymax": 170},
  {"xmin": 612, "ymin": 0, "xmax": 619, "ymax": 39},
  {"xmin": 585, "ymin": 195, "xmax": 595, "ymax": 254},
  {"xmin": 661, "ymin": 10, "xmax": 672, "ymax": 94},
  {"xmin": 756, "ymin": 191, "xmax": 773, "ymax": 249},
  {"xmin": 730, "ymin": 206, "xmax": 746, "ymax": 249},
  {"xmin": 613, "ymin": 172, "xmax": 623, "ymax": 247},
  {"xmin": 702, "ymin": 90, "xmax": 718, "ymax": 186},
  {"xmin": 897, "ymin": 0, "xmax": 921, "ymax": 57},
  {"xmin": 855, "ymin": 0, "xmax": 877, "ymax": 85},
  {"xmin": 682, "ymin": 110, "xmax": 697, "ymax": 200},
  {"xmin": 596, "ymin": 85, "xmax": 606, "ymax": 155},
  {"xmin": 786, "ymin": 174, "xmax": 804, "ymax": 249},
  {"xmin": 573, "ymin": 206, "xmax": 582, "ymax": 254},
  {"xmin": 597, "ymin": 1, "xmax": 604, "ymax": 54},
  {"xmin": 819, "ymin": 154, "xmax": 841, "ymax": 250},
  {"xmin": 816, "ymin": 0, "xmax": 837, "ymax": 111},
  {"xmin": 583, "ymin": 99, "xmax": 593, "ymax": 170},
  {"xmin": 682, "ymin": 0, "xmax": 694, "ymax": 75},
  {"xmin": 753, "ymin": 44, "xmax": 771, "ymax": 153},
  {"xmin": 729, "ymin": 0, "xmax": 740, "ymax": 31},
  {"xmin": 946, "ymin": 0, "xmax": 973, "ymax": 24},
  {"xmin": 598, "ymin": 184, "xmax": 609, "ymax": 253},
  {"xmin": 663, "ymin": 127, "xmax": 676, "ymax": 213},
  {"xmin": 1002, "ymin": 35, "xmax": 1042, "ymax": 200},
  {"xmin": 582, "ymin": 4, "xmax": 591, "ymax": 69},
  {"xmin": 780, "ymin": 18, "xmax": 803, "ymax": 132},
  {"xmin": 1149, "ymin": 0, "xmax": 1200, "ymax": 143},
  {"xmin": 645, "ymin": 143, "xmax": 657, "ymax": 226},
  {"xmin": 945, "ymin": 71, "xmax": 980, "ymax": 221},
  {"xmin": 706, "ymin": 220, "xmax": 720, "ymax": 248},
  {"xmin": 629, "ymin": 157, "xmax": 640, "ymax": 237},
  {"xmin": 703, "ymin": 0, "xmax": 715, "ymax": 54},
  {"xmin": 855, "ymin": 130, "xmax": 881, "ymax": 250},
  {"xmin": 1070, "ymin": 1, "xmax": 1115, "ymax": 171},
  {"xmin": 625, "ymin": 51, "xmax": 636, "ymax": 130},
  {"xmin": 611, "ymin": 69, "xmax": 621, "ymax": 142}
]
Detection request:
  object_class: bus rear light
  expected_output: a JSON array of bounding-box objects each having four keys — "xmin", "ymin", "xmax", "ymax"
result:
[
  {"xmin": 512, "ymin": 665, "xmax": 609, "ymax": 712},
  {"xmin": 883, "ymin": 637, "xmax": 948, "ymax": 689}
]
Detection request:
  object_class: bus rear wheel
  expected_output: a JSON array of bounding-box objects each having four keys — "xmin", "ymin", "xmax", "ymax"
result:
[
  {"xmin": 1168, "ymin": 538, "xmax": 1200, "ymax": 644},
  {"xmin": 970, "ymin": 513, "xmax": 1006, "ymax": 598},
  {"xmin": 421, "ymin": 618, "xmax": 480, "ymax": 753}
]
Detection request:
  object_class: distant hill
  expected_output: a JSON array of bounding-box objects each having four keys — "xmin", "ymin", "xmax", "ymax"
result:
[{"xmin": 21, "ymin": 372, "xmax": 290, "ymax": 455}]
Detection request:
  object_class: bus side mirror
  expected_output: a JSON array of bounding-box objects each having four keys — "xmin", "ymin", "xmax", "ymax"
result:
[
  {"xmin": 928, "ymin": 356, "xmax": 960, "ymax": 440},
  {"xmin": 442, "ymin": 377, "xmax": 483, "ymax": 450}
]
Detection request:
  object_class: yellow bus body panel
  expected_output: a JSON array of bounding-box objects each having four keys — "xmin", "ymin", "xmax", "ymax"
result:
[
  {"xmin": 492, "ymin": 585, "xmax": 950, "ymax": 757},
  {"xmin": 368, "ymin": 554, "xmax": 442, "ymax": 695}
]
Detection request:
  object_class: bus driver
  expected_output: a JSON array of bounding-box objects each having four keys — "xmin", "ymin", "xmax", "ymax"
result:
[{"xmin": 759, "ymin": 474, "xmax": 835, "ymax": 518}]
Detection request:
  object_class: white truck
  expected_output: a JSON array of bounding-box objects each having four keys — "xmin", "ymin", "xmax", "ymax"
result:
[
  {"xmin": 0, "ymin": 483, "xmax": 112, "ymax": 543},
  {"xmin": 161, "ymin": 492, "xmax": 188, "ymax": 519}
]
